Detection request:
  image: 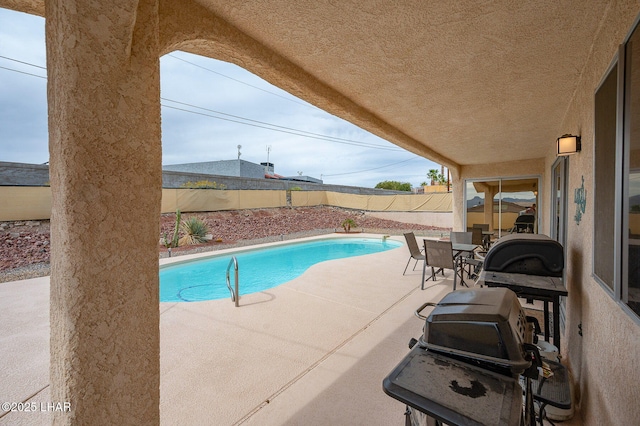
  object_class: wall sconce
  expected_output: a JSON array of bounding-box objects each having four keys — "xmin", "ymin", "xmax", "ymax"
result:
[{"xmin": 557, "ymin": 134, "xmax": 581, "ymax": 156}]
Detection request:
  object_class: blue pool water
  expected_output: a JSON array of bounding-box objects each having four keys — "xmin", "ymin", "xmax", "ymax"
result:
[{"xmin": 160, "ymin": 237, "xmax": 402, "ymax": 302}]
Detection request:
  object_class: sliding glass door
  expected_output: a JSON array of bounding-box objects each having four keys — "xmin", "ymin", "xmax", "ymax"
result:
[{"xmin": 465, "ymin": 177, "xmax": 540, "ymax": 239}]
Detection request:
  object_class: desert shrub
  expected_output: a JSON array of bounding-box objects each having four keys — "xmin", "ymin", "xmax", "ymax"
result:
[
  {"xmin": 341, "ymin": 218, "xmax": 357, "ymax": 233},
  {"xmin": 178, "ymin": 217, "xmax": 209, "ymax": 246}
]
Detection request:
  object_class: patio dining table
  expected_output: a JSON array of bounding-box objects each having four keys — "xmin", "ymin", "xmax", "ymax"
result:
[
  {"xmin": 452, "ymin": 242, "xmax": 479, "ymax": 256},
  {"xmin": 452, "ymin": 243, "xmax": 480, "ymax": 287}
]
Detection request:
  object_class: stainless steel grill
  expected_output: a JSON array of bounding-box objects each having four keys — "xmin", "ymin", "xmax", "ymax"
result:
[
  {"xmin": 482, "ymin": 233, "xmax": 564, "ymax": 277},
  {"xmin": 415, "ymin": 287, "xmax": 534, "ymax": 376}
]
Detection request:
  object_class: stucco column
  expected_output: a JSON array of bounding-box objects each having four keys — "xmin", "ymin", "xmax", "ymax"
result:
[
  {"xmin": 484, "ymin": 186, "xmax": 496, "ymax": 231},
  {"xmin": 46, "ymin": 0, "xmax": 161, "ymax": 423}
]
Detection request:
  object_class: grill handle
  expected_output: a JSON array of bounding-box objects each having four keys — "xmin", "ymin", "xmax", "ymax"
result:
[{"xmin": 414, "ymin": 302, "xmax": 438, "ymax": 320}]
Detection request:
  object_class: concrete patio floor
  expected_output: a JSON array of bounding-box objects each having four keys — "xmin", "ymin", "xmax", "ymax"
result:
[{"xmin": 0, "ymin": 234, "xmax": 457, "ymax": 425}]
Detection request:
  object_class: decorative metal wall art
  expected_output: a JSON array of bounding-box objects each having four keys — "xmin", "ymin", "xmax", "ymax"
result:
[{"xmin": 574, "ymin": 175, "xmax": 587, "ymax": 225}]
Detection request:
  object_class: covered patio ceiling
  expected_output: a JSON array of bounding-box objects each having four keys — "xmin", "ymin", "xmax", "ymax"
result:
[
  {"xmin": 5, "ymin": 0, "xmax": 611, "ymax": 170},
  {"xmin": 191, "ymin": 0, "xmax": 609, "ymax": 170}
]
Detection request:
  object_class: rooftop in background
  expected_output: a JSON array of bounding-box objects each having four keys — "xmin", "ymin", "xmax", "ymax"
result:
[{"xmin": 163, "ymin": 159, "xmax": 323, "ymax": 183}]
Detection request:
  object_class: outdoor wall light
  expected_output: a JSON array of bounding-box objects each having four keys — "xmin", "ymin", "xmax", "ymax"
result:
[{"xmin": 557, "ymin": 134, "xmax": 581, "ymax": 156}]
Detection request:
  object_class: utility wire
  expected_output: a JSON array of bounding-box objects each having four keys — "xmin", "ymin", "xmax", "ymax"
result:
[
  {"xmin": 322, "ymin": 157, "xmax": 419, "ymax": 177},
  {"xmin": 0, "ymin": 55, "xmax": 46, "ymax": 69},
  {"xmin": 166, "ymin": 54, "xmax": 405, "ymax": 150},
  {"xmin": 1, "ymin": 53, "xmax": 422, "ymax": 176},
  {"xmin": 0, "ymin": 55, "xmax": 403, "ymax": 151},
  {"xmin": 161, "ymin": 103, "xmax": 402, "ymax": 151},
  {"xmin": 167, "ymin": 53, "xmax": 314, "ymax": 110},
  {"xmin": 0, "ymin": 65, "xmax": 46, "ymax": 79},
  {"xmin": 161, "ymin": 98, "xmax": 404, "ymax": 151}
]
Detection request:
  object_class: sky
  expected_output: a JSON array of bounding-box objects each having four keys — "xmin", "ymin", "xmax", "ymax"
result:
[{"xmin": 0, "ymin": 8, "xmax": 441, "ymax": 188}]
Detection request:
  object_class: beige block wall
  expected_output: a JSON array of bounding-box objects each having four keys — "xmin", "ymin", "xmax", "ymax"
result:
[
  {"xmin": 630, "ymin": 212, "xmax": 640, "ymax": 236},
  {"xmin": 160, "ymin": 189, "xmax": 288, "ymax": 213},
  {"xmin": 466, "ymin": 211, "xmax": 520, "ymax": 231},
  {"xmin": 364, "ymin": 211, "xmax": 452, "ymax": 229},
  {"xmin": 290, "ymin": 190, "xmax": 328, "ymax": 207},
  {"xmin": 2, "ymin": 188, "xmax": 452, "ymax": 222},
  {"xmin": 315, "ymin": 191, "xmax": 452, "ymax": 211},
  {"xmin": 423, "ymin": 185, "xmax": 448, "ymax": 193},
  {"xmin": 0, "ymin": 186, "xmax": 52, "ymax": 221}
]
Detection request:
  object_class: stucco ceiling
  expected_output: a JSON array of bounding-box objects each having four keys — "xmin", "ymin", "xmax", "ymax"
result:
[
  {"xmin": 193, "ymin": 0, "xmax": 610, "ymax": 169},
  {"xmin": 2, "ymin": 0, "xmax": 612, "ymax": 170}
]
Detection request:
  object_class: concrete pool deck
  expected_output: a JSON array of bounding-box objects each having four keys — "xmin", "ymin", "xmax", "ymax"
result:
[{"xmin": 0, "ymin": 234, "xmax": 455, "ymax": 425}]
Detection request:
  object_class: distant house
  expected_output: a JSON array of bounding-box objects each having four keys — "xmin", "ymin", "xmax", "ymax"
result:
[
  {"xmin": 163, "ymin": 159, "xmax": 267, "ymax": 179},
  {"xmin": 466, "ymin": 200, "xmax": 531, "ymax": 231},
  {"xmin": 466, "ymin": 200, "xmax": 527, "ymax": 214},
  {"xmin": 162, "ymin": 159, "xmax": 322, "ymax": 183}
]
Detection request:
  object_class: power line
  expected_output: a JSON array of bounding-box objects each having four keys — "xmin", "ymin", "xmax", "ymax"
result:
[
  {"xmin": 0, "ymin": 54, "xmax": 404, "ymax": 152},
  {"xmin": 161, "ymin": 103, "xmax": 402, "ymax": 151},
  {"xmin": 161, "ymin": 98, "xmax": 404, "ymax": 151},
  {"xmin": 1, "ymin": 53, "xmax": 425, "ymax": 178},
  {"xmin": 167, "ymin": 53, "xmax": 314, "ymax": 110},
  {"xmin": 0, "ymin": 55, "xmax": 46, "ymax": 69},
  {"xmin": 322, "ymin": 157, "xmax": 419, "ymax": 177},
  {"xmin": 0, "ymin": 65, "xmax": 46, "ymax": 79}
]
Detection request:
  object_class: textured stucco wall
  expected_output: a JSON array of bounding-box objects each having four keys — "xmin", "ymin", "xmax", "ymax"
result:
[
  {"xmin": 549, "ymin": 2, "xmax": 640, "ymax": 424},
  {"xmin": 5, "ymin": 0, "xmax": 639, "ymax": 423},
  {"xmin": 46, "ymin": 0, "xmax": 161, "ymax": 423}
]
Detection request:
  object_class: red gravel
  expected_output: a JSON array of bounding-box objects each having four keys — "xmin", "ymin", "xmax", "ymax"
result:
[
  {"xmin": 0, "ymin": 221, "xmax": 50, "ymax": 272},
  {"xmin": 1, "ymin": 206, "xmax": 448, "ymax": 273}
]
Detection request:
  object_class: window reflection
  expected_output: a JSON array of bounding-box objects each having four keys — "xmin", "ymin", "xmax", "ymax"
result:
[
  {"xmin": 465, "ymin": 178, "xmax": 538, "ymax": 238},
  {"xmin": 625, "ymin": 29, "xmax": 640, "ymax": 315},
  {"xmin": 628, "ymin": 170, "xmax": 640, "ymax": 314}
]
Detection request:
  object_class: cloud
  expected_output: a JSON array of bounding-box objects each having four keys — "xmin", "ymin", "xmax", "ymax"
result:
[
  {"xmin": 0, "ymin": 10, "xmax": 48, "ymax": 163},
  {"xmin": 1, "ymin": 9, "xmax": 441, "ymax": 188}
]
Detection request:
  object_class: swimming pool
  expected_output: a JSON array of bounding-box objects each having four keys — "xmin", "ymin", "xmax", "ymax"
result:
[{"xmin": 160, "ymin": 237, "xmax": 402, "ymax": 302}]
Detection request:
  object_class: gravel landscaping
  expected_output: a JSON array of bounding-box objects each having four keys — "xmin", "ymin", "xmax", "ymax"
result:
[{"xmin": 1, "ymin": 206, "xmax": 448, "ymax": 283}]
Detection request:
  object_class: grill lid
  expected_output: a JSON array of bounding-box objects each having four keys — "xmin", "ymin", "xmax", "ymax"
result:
[
  {"xmin": 483, "ymin": 233, "xmax": 564, "ymax": 277},
  {"xmin": 419, "ymin": 288, "xmax": 531, "ymax": 374}
]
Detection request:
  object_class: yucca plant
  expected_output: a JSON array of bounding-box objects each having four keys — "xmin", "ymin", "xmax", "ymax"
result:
[{"xmin": 178, "ymin": 217, "xmax": 209, "ymax": 246}]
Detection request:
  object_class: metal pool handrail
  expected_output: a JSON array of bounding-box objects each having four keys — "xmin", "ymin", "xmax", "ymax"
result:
[{"xmin": 226, "ymin": 256, "xmax": 239, "ymax": 307}]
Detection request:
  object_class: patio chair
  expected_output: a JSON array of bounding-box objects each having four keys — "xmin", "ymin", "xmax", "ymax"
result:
[
  {"xmin": 423, "ymin": 239, "xmax": 463, "ymax": 290},
  {"xmin": 473, "ymin": 223, "xmax": 493, "ymax": 250},
  {"xmin": 471, "ymin": 227, "xmax": 484, "ymax": 246},
  {"xmin": 473, "ymin": 223, "xmax": 489, "ymax": 231},
  {"xmin": 450, "ymin": 231, "xmax": 472, "ymax": 244},
  {"xmin": 403, "ymin": 232, "xmax": 426, "ymax": 275},
  {"xmin": 457, "ymin": 227, "xmax": 485, "ymax": 279}
]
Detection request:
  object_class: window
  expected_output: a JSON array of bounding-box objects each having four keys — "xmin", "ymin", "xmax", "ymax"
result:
[
  {"xmin": 593, "ymin": 21, "xmax": 640, "ymax": 319},
  {"xmin": 593, "ymin": 63, "xmax": 618, "ymax": 290},
  {"xmin": 624, "ymin": 26, "xmax": 640, "ymax": 316}
]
